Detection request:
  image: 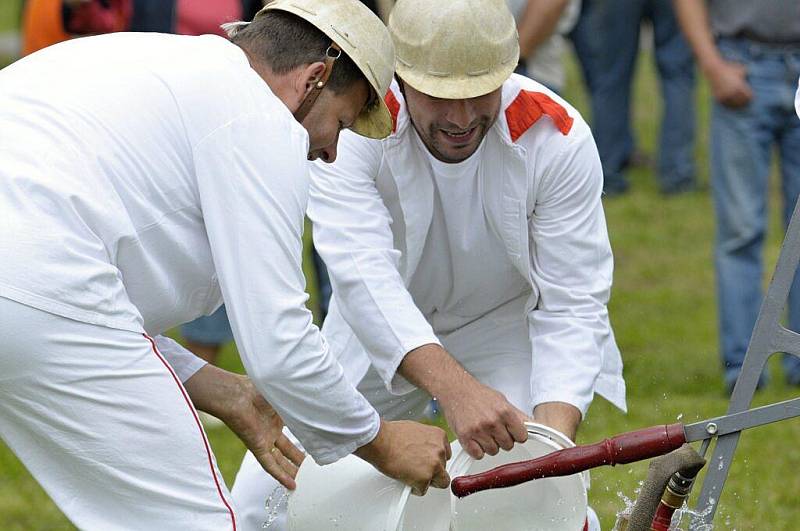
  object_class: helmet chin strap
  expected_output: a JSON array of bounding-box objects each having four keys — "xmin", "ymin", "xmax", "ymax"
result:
[{"xmin": 293, "ymin": 43, "xmax": 342, "ymax": 124}]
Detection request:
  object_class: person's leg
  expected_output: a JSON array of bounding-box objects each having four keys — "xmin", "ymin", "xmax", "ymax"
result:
[
  {"xmin": 0, "ymin": 297, "xmax": 237, "ymax": 530},
  {"xmin": 180, "ymin": 305, "xmax": 234, "ymax": 365},
  {"xmin": 569, "ymin": 0, "xmax": 597, "ymax": 93},
  {"xmin": 776, "ymin": 50, "xmax": 800, "ymax": 384},
  {"xmin": 586, "ymin": 0, "xmax": 647, "ymax": 195},
  {"xmin": 710, "ymin": 40, "xmax": 775, "ymax": 391},
  {"xmin": 651, "ymin": 0, "xmax": 697, "ymax": 194}
]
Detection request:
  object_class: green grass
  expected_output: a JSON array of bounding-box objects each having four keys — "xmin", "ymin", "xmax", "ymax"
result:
[
  {"xmin": 0, "ymin": 0, "xmax": 22, "ymax": 32},
  {"xmin": 2, "ymin": 50, "xmax": 800, "ymax": 529}
]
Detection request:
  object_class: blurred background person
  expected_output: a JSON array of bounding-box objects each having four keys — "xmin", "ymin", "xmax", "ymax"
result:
[
  {"xmin": 673, "ymin": 0, "xmax": 800, "ymax": 392},
  {"xmin": 507, "ymin": 0, "xmax": 580, "ymax": 94},
  {"xmin": 124, "ymin": 0, "xmax": 263, "ymax": 34},
  {"xmin": 570, "ymin": 0, "xmax": 697, "ymax": 196},
  {"xmin": 22, "ymin": 0, "xmax": 130, "ymax": 56}
]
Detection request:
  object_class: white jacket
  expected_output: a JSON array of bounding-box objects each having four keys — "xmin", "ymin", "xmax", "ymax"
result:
[
  {"xmin": 309, "ymin": 75, "xmax": 626, "ymax": 416},
  {"xmin": 0, "ymin": 33, "xmax": 379, "ymax": 463}
]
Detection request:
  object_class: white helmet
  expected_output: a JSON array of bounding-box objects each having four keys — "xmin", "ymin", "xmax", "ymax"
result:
[
  {"xmin": 258, "ymin": 0, "xmax": 396, "ymax": 139},
  {"xmin": 388, "ymin": 0, "xmax": 519, "ymax": 99}
]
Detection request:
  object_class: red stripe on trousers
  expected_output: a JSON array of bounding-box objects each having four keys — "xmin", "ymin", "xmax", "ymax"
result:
[{"xmin": 143, "ymin": 334, "xmax": 236, "ymax": 530}]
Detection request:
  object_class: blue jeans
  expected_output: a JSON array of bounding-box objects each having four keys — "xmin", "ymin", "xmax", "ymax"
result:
[
  {"xmin": 312, "ymin": 246, "xmax": 332, "ymax": 321},
  {"xmin": 571, "ymin": 0, "xmax": 696, "ymax": 193},
  {"xmin": 180, "ymin": 306, "xmax": 233, "ymax": 346},
  {"xmin": 712, "ymin": 38, "xmax": 800, "ymax": 387}
]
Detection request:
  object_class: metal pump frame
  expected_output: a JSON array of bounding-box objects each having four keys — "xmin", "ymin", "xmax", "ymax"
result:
[{"xmin": 691, "ymin": 198, "xmax": 800, "ymax": 527}]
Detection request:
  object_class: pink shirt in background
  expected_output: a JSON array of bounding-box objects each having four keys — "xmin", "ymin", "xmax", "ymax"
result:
[{"xmin": 176, "ymin": 0, "xmax": 242, "ymax": 37}]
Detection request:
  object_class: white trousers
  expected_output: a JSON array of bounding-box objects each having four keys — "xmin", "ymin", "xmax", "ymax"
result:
[
  {"xmin": 0, "ymin": 297, "xmax": 238, "ymax": 530},
  {"xmin": 232, "ymin": 296, "xmax": 539, "ymax": 531}
]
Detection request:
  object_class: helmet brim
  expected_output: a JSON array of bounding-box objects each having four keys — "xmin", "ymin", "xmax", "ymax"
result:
[
  {"xmin": 396, "ymin": 60, "xmax": 516, "ymax": 100},
  {"xmin": 350, "ymin": 93, "xmax": 393, "ymax": 139}
]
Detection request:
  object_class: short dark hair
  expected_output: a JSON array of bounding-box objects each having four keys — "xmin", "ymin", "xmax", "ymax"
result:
[{"xmin": 228, "ymin": 11, "xmax": 364, "ymax": 93}]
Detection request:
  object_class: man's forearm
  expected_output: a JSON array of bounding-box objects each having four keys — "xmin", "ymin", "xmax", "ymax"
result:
[
  {"xmin": 398, "ymin": 343, "xmax": 530, "ymax": 459},
  {"xmin": 672, "ymin": 0, "xmax": 722, "ymax": 73},
  {"xmin": 182, "ymin": 363, "xmax": 244, "ymax": 420},
  {"xmin": 532, "ymin": 401, "xmax": 581, "ymax": 441},
  {"xmin": 397, "ymin": 343, "xmax": 473, "ymax": 399},
  {"xmin": 517, "ymin": 0, "xmax": 569, "ymax": 58}
]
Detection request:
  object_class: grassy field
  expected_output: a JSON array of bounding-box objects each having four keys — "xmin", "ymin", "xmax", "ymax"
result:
[
  {"xmin": 0, "ymin": 0, "xmax": 21, "ymax": 32},
  {"xmin": 2, "ymin": 37, "xmax": 800, "ymax": 529}
]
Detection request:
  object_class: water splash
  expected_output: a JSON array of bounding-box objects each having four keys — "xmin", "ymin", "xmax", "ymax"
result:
[
  {"xmin": 262, "ymin": 485, "xmax": 289, "ymax": 529},
  {"xmin": 667, "ymin": 499, "xmax": 715, "ymax": 530},
  {"xmin": 612, "ymin": 487, "xmax": 718, "ymax": 531},
  {"xmin": 611, "ymin": 490, "xmax": 637, "ymax": 530}
]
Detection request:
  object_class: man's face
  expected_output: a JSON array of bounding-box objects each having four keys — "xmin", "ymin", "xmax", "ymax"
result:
[
  {"xmin": 402, "ymin": 81, "xmax": 502, "ymax": 163},
  {"xmin": 301, "ymin": 79, "xmax": 370, "ymax": 163}
]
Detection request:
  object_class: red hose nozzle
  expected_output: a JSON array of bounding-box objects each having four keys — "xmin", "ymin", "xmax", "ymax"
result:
[{"xmin": 451, "ymin": 423, "xmax": 686, "ymax": 498}]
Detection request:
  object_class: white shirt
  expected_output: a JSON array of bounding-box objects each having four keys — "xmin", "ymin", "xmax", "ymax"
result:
[
  {"xmin": 409, "ymin": 131, "xmax": 529, "ymax": 334},
  {"xmin": 309, "ymin": 76, "xmax": 626, "ymax": 417},
  {"xmin": 0, "ymin": 33, "xmax": 379, "ymax": 463}
]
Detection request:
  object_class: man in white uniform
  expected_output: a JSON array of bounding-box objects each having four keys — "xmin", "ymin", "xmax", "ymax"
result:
[
  {"xmin": 233, "ymin": 0, "xmax": 626, "ymax": 529},
  {"xmin": 0, "ymin": 1, "xmax": 452, "ymax": 528}
]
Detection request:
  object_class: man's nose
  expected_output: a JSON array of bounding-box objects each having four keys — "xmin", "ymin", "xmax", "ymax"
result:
[
  {"xmin": 319, "ymin": 144, "xmax": 338, "ymax": 163},
  {"xmin": 445, "ymin": 100, "xmax": 476, "ymax": 130}
]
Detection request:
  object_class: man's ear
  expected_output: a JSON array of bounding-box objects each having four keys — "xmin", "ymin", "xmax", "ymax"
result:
[{"xmin": 295, "ymin": 61, "xmax": 328, "ymax": 99}]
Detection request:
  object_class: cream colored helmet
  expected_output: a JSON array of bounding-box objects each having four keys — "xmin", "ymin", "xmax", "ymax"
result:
[
  {"xmin": 258, "ymin": 0, "xmax": 395, "ymax": 139},
  {"xmin": 389, "ymin": 0, "xmax": 519, "ymax": 99}
]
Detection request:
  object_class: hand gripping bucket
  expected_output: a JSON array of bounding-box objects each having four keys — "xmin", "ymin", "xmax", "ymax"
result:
[{"xmin": 287, "ymin": 422, "xmax": 588, "ymax": 530}]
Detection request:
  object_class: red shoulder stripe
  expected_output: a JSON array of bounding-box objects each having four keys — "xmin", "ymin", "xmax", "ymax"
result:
[
  {"xmin": 505, "ymin": 90, "xmax": 574, "ymax": 142},
  {"xmin": 385, "ymin": 90, "xmax": 401, "ymax": 133}
]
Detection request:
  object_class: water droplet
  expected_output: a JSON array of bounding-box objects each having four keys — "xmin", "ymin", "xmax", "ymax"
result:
[{"xmin": 262, "ymin": 485, "xmax": 289, "ymax": 529}]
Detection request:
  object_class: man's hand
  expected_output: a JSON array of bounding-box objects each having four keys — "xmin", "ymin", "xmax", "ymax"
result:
[
  {"xmin": 672, "ymin": 0, "xmax": 752, "ymax": 109},
  {"xmin": 707, "ymin": 59, "xmax": 752, "ymax": 108},
  {"xmin": 354, "ymin": 419, "xmax": 451, "ymax": 496},
  {"xmin": 183, "ymin": 365, "xmax": 305, "ymax": 490},
  {"xmin": 398, "ymin": 344, "xmax": 529, "ymax": 460},
  {"xmin": 532, "ymin": 401, "xmax": 582, "ymax": 441},
  {"xmin": 438, "ymin": 379, "xmax": 529, "ymax": 459}
]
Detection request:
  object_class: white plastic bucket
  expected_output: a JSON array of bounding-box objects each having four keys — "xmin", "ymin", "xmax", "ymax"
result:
[
  {"xmin": 286, "ymin": 452, "xmax": 451, "ymax": 530},
  {"xmin": 287, "ymin": 422, "xmax": 587, "ymax": 530},
  {"xmin": 448, "ymin": 422, "xmax": 588, "ymax": 530}
]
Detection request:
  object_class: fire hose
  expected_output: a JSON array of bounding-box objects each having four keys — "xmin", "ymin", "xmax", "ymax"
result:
[{"xmin": 623, "ymin": 444, "xmax": 705, "ymax": 531}]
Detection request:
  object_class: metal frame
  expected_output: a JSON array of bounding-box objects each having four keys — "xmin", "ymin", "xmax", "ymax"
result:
[{"xmin": 691, "ymin": 198, "xmax": 800, "ymax": 528}]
